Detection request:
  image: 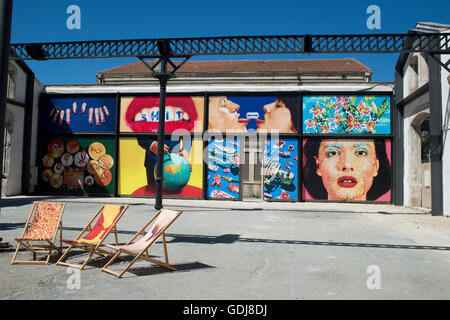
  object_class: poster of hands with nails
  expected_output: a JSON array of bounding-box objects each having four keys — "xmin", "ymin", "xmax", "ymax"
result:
[{"xmin": 41, "ymin": 96, "xmax": 117, "ymax": 133}]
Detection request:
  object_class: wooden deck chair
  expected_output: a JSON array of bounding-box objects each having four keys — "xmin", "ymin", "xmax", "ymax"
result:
[
  {"xmin": 101, "ymin": 209, "xmax": 183, "ymax": 278},
  {"xmin": 11, "ymin": 202, "xmax": 66, "ymax": 265},
  {"xmin": 56, "ymin": 204, "xmax": 129, "ymax": 270}
]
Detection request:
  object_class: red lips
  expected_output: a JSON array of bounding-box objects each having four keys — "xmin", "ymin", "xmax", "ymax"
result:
[
  {"xmin": 125, "ymin": 96, "xmax": 198, "ymax": 133},
  {"xmin": 337, "ymin": 176, "xmax": 358, "ymax": 188}
]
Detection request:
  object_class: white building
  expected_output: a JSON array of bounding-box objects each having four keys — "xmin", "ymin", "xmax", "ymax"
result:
[
  {"xmin": 395, "ymin": 22, "xmax": 450, "ymax": 215},
  {"xmin": 2, "ymin": 60, "xmax": 43, "ymax": 197}
]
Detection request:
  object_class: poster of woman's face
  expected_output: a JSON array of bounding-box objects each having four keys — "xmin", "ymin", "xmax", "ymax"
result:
[
  {"xmin": 208, "ymin": 96, "xmax": 299, "ymax": 133},
  {"xmin": 302, "ymin": 138, "xmax": 391, "ymax": 202}
]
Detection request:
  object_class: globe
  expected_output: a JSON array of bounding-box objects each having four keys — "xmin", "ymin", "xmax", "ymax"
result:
[{"xmin": 154, "ymin": 153, "xmax": 191, "ymax": 192}]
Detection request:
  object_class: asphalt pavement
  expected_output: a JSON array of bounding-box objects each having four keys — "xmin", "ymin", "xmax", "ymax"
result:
[{"xmin": 1, "ymin": 195, "xmax": 450, "ymax": 300}]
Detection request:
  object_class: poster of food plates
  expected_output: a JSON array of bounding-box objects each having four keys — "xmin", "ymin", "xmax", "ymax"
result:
[
  {"xmin": 41, "ymin": 96, "xmax": 117, "ymax": 133},
  {"xmin": 263, "ymin": 138, "xmax": 298, "ymax": 201},
  {"xmin": 206, "ymin": 138, "xmax": 241, "ymax": 199},
  {"xmin": 39, "ymin": 136, "xmax": 115, "ymax": 195}
]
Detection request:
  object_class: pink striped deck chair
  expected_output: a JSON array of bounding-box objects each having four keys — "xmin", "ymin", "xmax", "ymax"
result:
[
  {"xmin": 102, "ymin": 209, "xmax": 183, "ymax": 278},
  {"xmin": 11, "ymin": 202, "xmax": 66, "ymax": 265},
  {"xmin": 56, "ymin": 204, "xmax": 129, "ymax": 270}
]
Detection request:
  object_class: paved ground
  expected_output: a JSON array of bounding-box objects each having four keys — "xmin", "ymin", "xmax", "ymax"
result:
[{"xmin": 1, "ymin": 195, "xmax": 450, "ymax": 300}]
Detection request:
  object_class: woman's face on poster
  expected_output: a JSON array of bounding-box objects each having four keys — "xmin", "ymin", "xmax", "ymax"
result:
[
  {"xmin": 256, "ymin": 99, "xmax": 295, "ymax": 133},
  {"xmin": 315, "ymin": 139, "xmax": 379, "ymax": 201}
]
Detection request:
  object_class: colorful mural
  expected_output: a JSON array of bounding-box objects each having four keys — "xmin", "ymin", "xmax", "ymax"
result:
[
  {"xmin": 263, "ymin": 138, "xmax": 298, "ymax": 201},
  {"xmin": 206, "ymin": 138, "xmax": 241, "ymax": 199},
  {"xmin": 118, "ymin": 137, "xmax": 203, "ymax": 198},
  {"xmin": 303, "ymin": 96, "xmax": 391, "ymax": 134},
  {"xmin": 39, "ymin": 136, "xmax": 115, "ymax": 195},
  {"xmin": 41, "ymin": 96, "xmax": 117, "ymax": 133},
  {"xmin": 120, "ymin": 96, "xmax": 204, "ymax": 133},
  {"xmin": 208, "ymin": 96, "xmax": 299, "ymax": 133},
  {"xmin": 302, "ymin": 138, "xmax": 392, "ymax": 202}
]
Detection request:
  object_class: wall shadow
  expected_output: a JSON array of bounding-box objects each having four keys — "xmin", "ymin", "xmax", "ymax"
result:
[{"xmin": 165, "ymin": 233, "xmax": 450, "ymax": 251}]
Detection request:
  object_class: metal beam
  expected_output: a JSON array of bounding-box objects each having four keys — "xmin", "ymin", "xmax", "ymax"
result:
[{"xmin": 8, "ymin": 33, "xmax": 450, "ymax": 61}]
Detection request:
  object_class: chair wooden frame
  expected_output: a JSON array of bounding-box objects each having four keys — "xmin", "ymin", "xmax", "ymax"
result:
[
  {"xmin": 56, "ymin": 204, "xmax": 129, "ymax": 270},
  {"xmin": 11, "ymin": 202, "xmax": 66, "ymax": 265},
  {"xmin": 101, "ymin": 209, "xmax": 183, "ymax": 278}
]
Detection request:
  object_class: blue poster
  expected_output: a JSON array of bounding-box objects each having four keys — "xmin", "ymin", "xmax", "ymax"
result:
[
  {"xmin": 263, "ymin": 138, "xmax": 298, "ymax": 201},
  {"xmin": 41, "ymin": 96, "xmax": 117, "ymax": 133},
  {"xmin": 303, "ymin": 96, "xmax": 391, "ymax": 134},
  {"xmin": 207, "ymin": 138, "xmax": 240, "ymax": 199},
  {"xmin": 208, "ymin": 95, "xmax": 299, "ymax": 133}
]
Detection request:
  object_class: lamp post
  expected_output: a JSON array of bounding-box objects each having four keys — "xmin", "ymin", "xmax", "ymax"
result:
[{"xmin": 154, "ymin": 61, "xmax": 170, "ymax": 210}]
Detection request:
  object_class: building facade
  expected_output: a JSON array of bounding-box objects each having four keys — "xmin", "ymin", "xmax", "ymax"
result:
[
  {"xmin": 394, "ymin": 22, "xmax": 450, "ymax": 214},
  {"xmin": 36, "ymin": 58, "xmax": 394, "ymax": 205},
  {"xmin": 2, "ymin": 60, "xmax": 43, "ymax": 197}
]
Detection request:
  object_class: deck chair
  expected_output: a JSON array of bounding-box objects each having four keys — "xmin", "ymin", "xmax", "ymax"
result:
[
  {"xmin": 11, "ymin": 202, "xmax": 66, "ymax": 265},
  {"xmin": 56, "ymin": 204, "xmax": 129, "ymax": 270},
  {"xmin": 101, "ymin": 209, "xmax": 183, "ymax": 278}
]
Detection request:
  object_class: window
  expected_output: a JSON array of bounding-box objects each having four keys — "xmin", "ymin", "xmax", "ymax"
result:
[
  {"xmin": 2, "ymin": 128, "xmax": 11, "ymax": 177},
  {"xmin": 7, "ymin": 63, "xmax": 16, "ymax": 100},
  {"xmin": 421, "ymin": 117, "xmax": 430, "ymax": 163},
  {"xmin": 241, "ymin": 137, "xmax": 262, "ymax": 183}
]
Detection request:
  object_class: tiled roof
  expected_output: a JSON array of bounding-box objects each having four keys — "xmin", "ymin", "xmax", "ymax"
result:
[{"xmin": 97, "ymin": 58, "xmax": 372, "ymax": 75}]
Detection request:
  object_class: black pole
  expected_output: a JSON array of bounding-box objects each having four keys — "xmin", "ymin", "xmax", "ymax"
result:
[
  {"xmin": 154, "ymin": 57, "xmax": 170, "ymax": 210},
  {"xmin": 0, "ymin": 0, "xmax": 13, "ymax": 202},
  {"xmin": 428, "ymin": 53, "xmax": 443, "ymax": 216}
]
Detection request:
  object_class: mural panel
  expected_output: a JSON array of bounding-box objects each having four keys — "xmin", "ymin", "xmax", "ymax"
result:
[
  {"xmin": 208, "ymin": 96, "xmax": 299, "ymax": 133},
  {"xmin": 302, "ymin": 96, "xmax": 391, "ymax": 134},
  {"xmin": 120, "ymin": 96, "xmax": 204, "ymax": 133},
  {"xmin": 41, "ymin": 96, "xmax": 117, "ymax": 133},
  {"xmin": 118, "ymin": 137, "xmax": 203, "ymax": 198},
  {"xmin": 206, "ymin": 138, "xmax": 241, "ymax": 199},
  {"xmin": 263, "ymin": 138, "xmax": 298, "ymax": 201},
  {"xmin": 39, "ymin": 136, "xmax": 115, "ymax": 195},
  {"xmin": 302, "ymin": 138, "xmax": 392, "ymax": 202}
]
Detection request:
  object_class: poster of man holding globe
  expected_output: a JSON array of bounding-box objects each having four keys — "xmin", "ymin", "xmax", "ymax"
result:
[{"xmin": 117, "ymin": 137, "xmax": 203, "ymax": 198}]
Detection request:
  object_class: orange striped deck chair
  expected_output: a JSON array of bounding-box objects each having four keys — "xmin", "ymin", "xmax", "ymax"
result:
[
  {"xmin": 102, "ymin": 209, "xmax": 182, "ymax": 278},
  {"xmin": 56, "ymin": 204, "xmax": 129, "ymax": 270},
  {"xmin": 11, "ymin": 202, "xmax": 66, "ymax": 265}
]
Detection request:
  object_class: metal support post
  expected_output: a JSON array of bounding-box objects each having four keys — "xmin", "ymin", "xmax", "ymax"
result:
[
  {"xmin": 428, "ymin": 53, "xmax": 444, "ymax": 216},
  {"xmin": 0, "ymin": 0, "xmax": 13, "ymax": 202},
  {"xmin": 154, "ymin": 58, "xmax": 171, "ymax": 210}
]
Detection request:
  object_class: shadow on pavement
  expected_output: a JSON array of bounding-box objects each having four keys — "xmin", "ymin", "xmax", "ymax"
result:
[
  {"xmin": 124, "ymin": 261, "xmax": 215, "ymax": 278},
  {"xmin": 165, "ymin": 233, "xmax": 450, "ymax": 251}
]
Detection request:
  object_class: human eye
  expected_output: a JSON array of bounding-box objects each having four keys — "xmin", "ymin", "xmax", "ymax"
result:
[
  {"xmin": 355, "ymin": 147, "xmax": 368, "ymax": 156},
  {"xmin": 325, "ymin": 148, "xmax": 341, "ymax": 158}
]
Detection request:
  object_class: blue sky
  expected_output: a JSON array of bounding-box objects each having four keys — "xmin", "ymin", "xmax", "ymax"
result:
[{"xmin": 10, "ymin": 0, "xmax": 450, "ymax": 84}]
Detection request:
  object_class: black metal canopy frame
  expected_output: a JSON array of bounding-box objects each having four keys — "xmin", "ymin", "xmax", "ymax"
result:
[
  {"xmin": 7, "ymin": 33, "xmax": 450, "ymax": 60},
  {"xmin": 3, "ymin": 29, "xmax": 450, "ymax": 212}
]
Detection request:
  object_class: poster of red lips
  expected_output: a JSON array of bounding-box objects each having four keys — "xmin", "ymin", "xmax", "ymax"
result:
[
  {"xmin": 120, "ymin": 96, "xmax": 204, "ymax": 133},
  {"xmin": 302, "ymin": 138, "xmax": 392, "ymax": 202}
]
